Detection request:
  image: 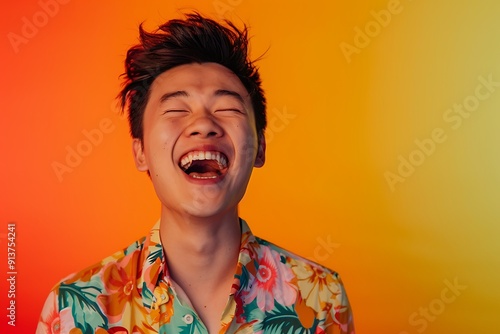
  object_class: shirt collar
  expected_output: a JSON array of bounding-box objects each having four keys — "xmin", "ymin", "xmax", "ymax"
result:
[
  {"xmin": 138, "ymin": 219, "xmax": 258, "ymax": 309},
  {"xmin": 137, "ymin": 220, "xmax": 165, "ymax": 309}
]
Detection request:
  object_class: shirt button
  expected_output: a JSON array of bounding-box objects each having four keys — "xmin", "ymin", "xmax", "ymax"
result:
[{"xmin": 183, "ymin": 314, "xmax": 194, "ymax": 324}]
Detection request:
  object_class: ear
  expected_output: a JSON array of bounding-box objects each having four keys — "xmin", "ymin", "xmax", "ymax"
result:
[
  {"xmin": 132, "ymin": 138, "xmax": 149, "ymax": 172},
  {"xmin": 254, "ymin": 134, "xmax": 266, "ymax": 168}
]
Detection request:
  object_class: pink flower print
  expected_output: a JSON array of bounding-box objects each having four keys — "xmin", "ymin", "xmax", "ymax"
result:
[{"xmin": 243, "ymin": 246, "xmax": 297, "ymax": 312}]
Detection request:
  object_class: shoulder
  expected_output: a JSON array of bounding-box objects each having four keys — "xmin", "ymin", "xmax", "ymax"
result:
[
  {"xmin": 61, "ymin": 235, "xmax": 147, "ymax": 287},
  {"xmin": 247, "ymin": 235, "xmax": 355, "ymax": 333},
  {"xmin": 251, "ymin": 235, "xmax": 350, "ymax": 304},
  {"xmin": 36, "ymin": 235, "xmax": 148, "ymax": 334},
  {"xmin": 254, "ymin": 235, "xmax": 341, "ymax": 278}
]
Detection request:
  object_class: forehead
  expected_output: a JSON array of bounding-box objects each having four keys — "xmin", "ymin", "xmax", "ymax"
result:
[{"xmin": 149, "ymin": 62, "xmax": 250, "ymax": 100}]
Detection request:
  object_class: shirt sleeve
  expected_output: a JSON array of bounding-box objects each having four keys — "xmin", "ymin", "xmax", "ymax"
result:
[
  {"xmin": 36, "ymin": 288, "xmax": 60, "ymax": 334},
  {"xmin": 329, "ymin": 274, "xmax": 355, "ymax": 334},
  {"xmin": 36, "ymin": 285, "xmax": 79, "ymax": 334}
]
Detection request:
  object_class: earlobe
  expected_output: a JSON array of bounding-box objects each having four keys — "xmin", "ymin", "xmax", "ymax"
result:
[
  {"xmin": 254, "ymin": 134, "xmax": 266, "ymax": 168},
  {"xmin": 132, "ymin": 138, "xmax": 149, "ymax": 172}
]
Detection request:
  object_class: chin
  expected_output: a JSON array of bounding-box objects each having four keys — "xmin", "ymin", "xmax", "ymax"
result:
[
  {"xmin": 180, "ymin": 194, "xmax": 243, "ymax": 220},
  {"xmin": 178, "ymin": 199, "xmax": 226, "ymax": 218}
]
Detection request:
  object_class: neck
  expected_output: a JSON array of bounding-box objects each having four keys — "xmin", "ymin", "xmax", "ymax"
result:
[{"xmin": 159, "ymin": 207, "xmax": 241, "ymax": 291}]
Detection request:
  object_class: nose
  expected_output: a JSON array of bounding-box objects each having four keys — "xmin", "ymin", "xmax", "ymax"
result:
[{"xmin": 184, "ymin": 111, "xmax": 223, "ymax": 138}]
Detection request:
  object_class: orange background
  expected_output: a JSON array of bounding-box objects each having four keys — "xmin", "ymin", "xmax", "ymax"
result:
[{"xmin": 1, "ymin": 0, "xmax": 500, "ymax": 333}]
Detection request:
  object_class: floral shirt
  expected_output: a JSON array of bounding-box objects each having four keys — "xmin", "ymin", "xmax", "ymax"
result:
[{"xmin": 36, "ymin": 219, "xmax": 355, "ymax": 334}]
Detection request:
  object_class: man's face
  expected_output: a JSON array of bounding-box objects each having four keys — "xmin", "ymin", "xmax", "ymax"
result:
[{"xmin": 133, "ymin": 62, "xmax": 265, "ymax": 219}]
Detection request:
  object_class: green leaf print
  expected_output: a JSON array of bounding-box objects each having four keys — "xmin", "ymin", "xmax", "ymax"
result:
[
  {"xmin": 146, "ymin": 246, "xmax": 163, "ymax": 264},
  {"xmin": 58, "ymin": 281, "xmax": 108, "ymax": 334},
  {"xmin": 141, "ymin": 281, "xmax": 154, "ymax": 308},
  {"xmin": 175, "ymin": 318, "xmax": 206, "ymax": 334},
  {"xmin": 261, "ymin": 303, "xmax": 319, "ymax": 334},
  {"xmin": 239, "ymin": 265, "xmax": 251, "ymax": 290}
]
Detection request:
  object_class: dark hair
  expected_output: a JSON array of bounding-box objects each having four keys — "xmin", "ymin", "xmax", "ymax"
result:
[{"xmin": 118, "ymin": 12, "xmax": 267, "ymax": 141}]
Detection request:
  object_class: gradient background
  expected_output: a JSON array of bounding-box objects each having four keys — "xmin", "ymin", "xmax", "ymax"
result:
[{"xmin": 1, "ymin": 0, "xmax": 500, "ymax": 333}]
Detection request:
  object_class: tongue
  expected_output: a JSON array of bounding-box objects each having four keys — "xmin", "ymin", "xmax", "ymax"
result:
[{"xmin": 186, "ymin": 160, "xmax": 221, "ymax": 177}]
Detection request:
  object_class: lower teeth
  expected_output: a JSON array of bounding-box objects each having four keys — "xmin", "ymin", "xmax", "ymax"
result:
[{"xmin": 191, "ymin": 174, "xmax": 217, "ymax": 179}]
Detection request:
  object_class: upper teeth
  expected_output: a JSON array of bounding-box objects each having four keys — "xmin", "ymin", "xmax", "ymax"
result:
[{"xmin": 180, "ymin": 151, "xmax": 228, "ymax": 170}]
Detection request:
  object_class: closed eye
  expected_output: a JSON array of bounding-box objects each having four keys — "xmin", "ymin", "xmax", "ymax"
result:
[
  {"xmin": 162, "ymin": 109, "xmax": 189, "ymax": 114},
  {"xmin": 215, "ymin": 108, "xmax": 244, "ymax": 114}
]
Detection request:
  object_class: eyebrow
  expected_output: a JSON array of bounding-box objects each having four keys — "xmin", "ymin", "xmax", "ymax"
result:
[
  {"xmin": 213, "ymin": 89, "xmax": 245, "ymax": 104},
  {"xmin": 158, "ymin": 89, "xmax": 245, "ymax": 104},
  {"xmin": 159, "ymin": 91, "xmax": 189, "ymax": 103}
]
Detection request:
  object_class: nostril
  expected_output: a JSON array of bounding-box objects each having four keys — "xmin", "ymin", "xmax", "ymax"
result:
[
  {"xmin": 190, "ymin": 130, "xmax": 219, "ymax": 137},
  {"xmin": 186, "ymin": 115, "xmax": 223, "ymax": 137}
]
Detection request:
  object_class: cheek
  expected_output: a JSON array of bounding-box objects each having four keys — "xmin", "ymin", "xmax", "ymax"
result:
[
  {"xmin": 149, "ymin": 122, "xmax": 177, "ymax": 146},
  {"xmin": 144, "ymin": 127, "xmax": 178, "ymax": 165},
  {"xmin": 233, "ymin": 132, "xmax": 259, "ymax": 164}
]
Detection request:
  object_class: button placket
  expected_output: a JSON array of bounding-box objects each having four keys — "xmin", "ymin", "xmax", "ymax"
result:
[{"xmin": 151, "ymin": 285, "xmax": 170, "ymax": 310}]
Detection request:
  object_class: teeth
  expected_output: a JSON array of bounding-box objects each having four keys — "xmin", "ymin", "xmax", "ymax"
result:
[
  {"xmin": 191, "ymin": 174, "xmax": 218, "ymax": 179},
  {"xmin": 180, "ymin": 151, "xmax": 228, "ymax": 170}
]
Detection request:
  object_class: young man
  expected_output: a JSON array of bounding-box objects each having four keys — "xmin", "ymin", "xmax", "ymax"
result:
[{"xmin": 37, "ymin": 13, "xmax": 355, "ymax": 334}]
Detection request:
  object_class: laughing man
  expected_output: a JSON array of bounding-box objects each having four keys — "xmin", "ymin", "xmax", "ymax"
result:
[{"xmin": 37, "ymin": 13, "xmax": 355, "ymax": 334}]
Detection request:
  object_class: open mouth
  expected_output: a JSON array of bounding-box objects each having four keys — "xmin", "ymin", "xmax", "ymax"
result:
[{"xmin": 179, "ymin": 151, "xmax": 228, "ymax": 179}]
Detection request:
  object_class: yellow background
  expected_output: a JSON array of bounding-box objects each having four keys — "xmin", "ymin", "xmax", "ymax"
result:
[{"xmin": 1, "ymin": 0, "xmax": 499, "ymax": 333}]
